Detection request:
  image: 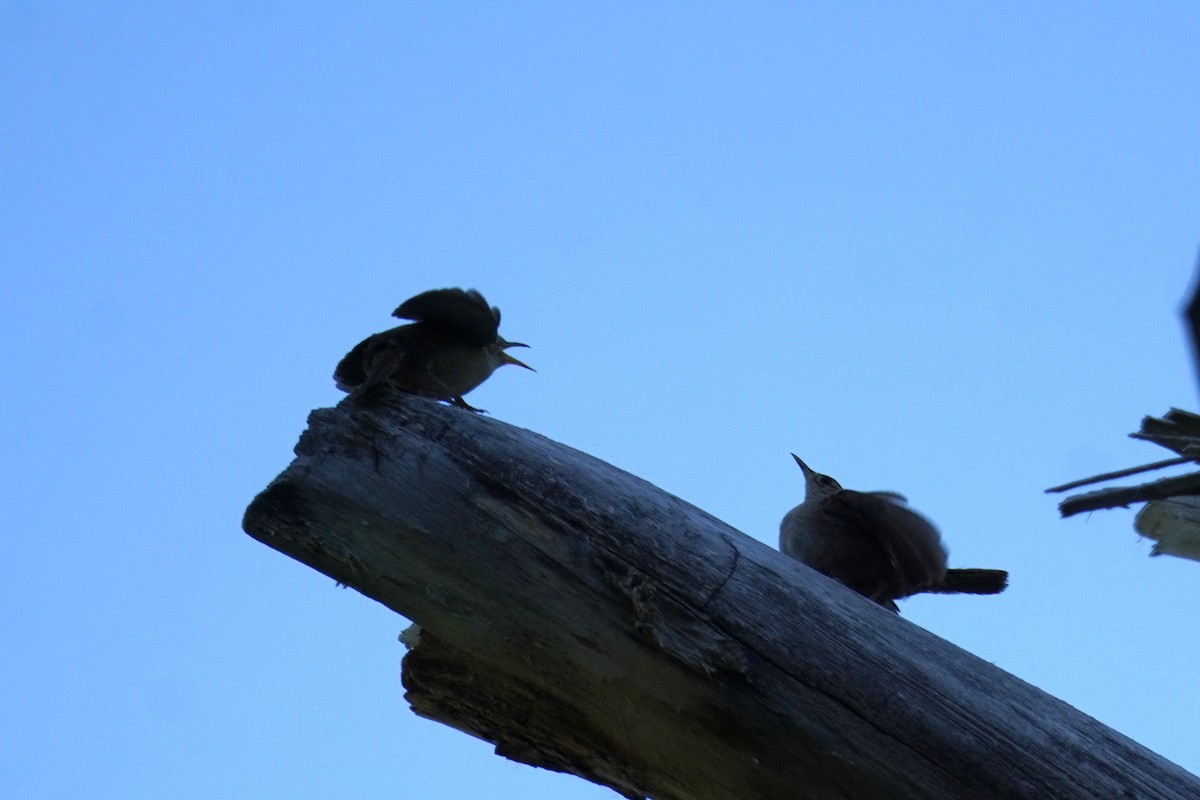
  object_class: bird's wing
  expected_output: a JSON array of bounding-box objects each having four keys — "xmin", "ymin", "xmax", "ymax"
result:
[
  {"xmin": 333, "ymin": 328, "xmax": 409, "ymax": 396},
  {"xmin": 823, "ymin": 490, "xmax": 948, "ymax": 595},
  {"xmin": 333, "ymin": 335, "xmax": 375, "ymax": 391},
  {"xmin": 864, "ymin": 490, "xmax": 908, "ymax": 503},
  {"xmin": 393, "ymin": 288, "xmax": 499, "ymax": 346}
]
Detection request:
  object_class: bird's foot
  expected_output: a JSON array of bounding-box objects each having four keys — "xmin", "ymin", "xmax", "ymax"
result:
[{"xmin": 449, "ymin": 396, "xmax": 488, "ymax": 414}]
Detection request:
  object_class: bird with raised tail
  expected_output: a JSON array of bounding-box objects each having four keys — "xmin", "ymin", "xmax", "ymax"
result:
[
  {"xmin": 779, "ymin": 454, "xmax": 1008, "ymax": 612},
  {"xmin": 334, "ymin": 288, "xmax": 534, "ymax": 412}
]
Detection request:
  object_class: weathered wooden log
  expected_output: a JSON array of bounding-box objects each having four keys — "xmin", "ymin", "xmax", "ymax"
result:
[{"xmin": 243, "ymin": 394, "xmax": 1200, "ymax": 800}]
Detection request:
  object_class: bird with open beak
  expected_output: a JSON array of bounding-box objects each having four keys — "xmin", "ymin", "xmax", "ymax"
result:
[
  {"xmin": 780, "ymin": 454, "xmax": 1008, "ymax": 612},
  {"xmin": 334, "ymin": 288, "xmax": 534, "ymax": 412}
]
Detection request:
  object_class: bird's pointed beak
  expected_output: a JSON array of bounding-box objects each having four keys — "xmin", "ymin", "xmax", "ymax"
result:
[
  {"xmin": 791, "ymin": 453, "xmax": 814, "ymax": 476},
  {"xmin": 499, "ymin": 345, "xmax": 535, "ymax": 372}
]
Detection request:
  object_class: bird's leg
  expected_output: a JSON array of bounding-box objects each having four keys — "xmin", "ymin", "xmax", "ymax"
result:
[{"xmin": 416, "ymin": 365, "xmax": 489, "ymax": 413}]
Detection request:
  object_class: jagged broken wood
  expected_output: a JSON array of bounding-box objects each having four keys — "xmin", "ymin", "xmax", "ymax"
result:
[
  {"xmin": 1052, "ymin": 410, "xmax": 1200, "ymax": 562},
  {"xmin": 243, "ymin": 395, "xmax": 1199, "ymax": 800}
]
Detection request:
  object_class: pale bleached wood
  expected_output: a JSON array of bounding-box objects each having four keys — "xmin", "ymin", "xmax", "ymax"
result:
[
  {"xmin": 1136, "ymin": 497, "xmax": 1200, "ymax": 562},
  {"xmin": 243, "ymin": 393, "xmax": 1199, "ymax": 800}
]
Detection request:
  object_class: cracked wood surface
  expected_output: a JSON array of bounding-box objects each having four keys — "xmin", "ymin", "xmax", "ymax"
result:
[{"xmin": 243, "ymin": 393, "xmax": 1199, "ymax": 800}]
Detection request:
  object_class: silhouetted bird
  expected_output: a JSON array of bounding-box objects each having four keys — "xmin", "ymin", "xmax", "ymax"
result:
[
  {"xmin": 780, "ymin": 454, "xmax": 1008, "ymax": 612},
  {"xmin": 334, "ymin": 288, "xmax": 533, "ymax": 412}
]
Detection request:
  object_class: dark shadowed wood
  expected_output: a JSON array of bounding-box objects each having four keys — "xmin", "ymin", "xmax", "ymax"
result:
[
  {"xmin": 1057, "ymin": 471, "xmax": 1200, "ymax": 517},
  {"xmin": 243, "ymin": 394, "xmax": 1199, "ymax": 800}
]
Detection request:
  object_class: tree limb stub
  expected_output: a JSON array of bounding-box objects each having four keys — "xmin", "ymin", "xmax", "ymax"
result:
[{"xmin": 242, "ymin": 394, "xmax": 1198, "ymax": 800}]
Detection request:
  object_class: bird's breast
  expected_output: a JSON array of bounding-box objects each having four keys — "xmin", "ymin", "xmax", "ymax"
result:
[
  {"xmin": 779, "ymin": 505, "xmax": 834, "ymax": 564},
  {"xmin": 422, "ymin": 344, "xmax": 500, "ymax": 396}
]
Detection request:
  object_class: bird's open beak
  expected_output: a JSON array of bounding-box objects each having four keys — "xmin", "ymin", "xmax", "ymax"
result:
[
  {"xmin": 791, "ymin": 453, "xmax": 814, "ymax": 476},
  {"xmin": 499, "ymin": 342, "xmax": 535, "ymax": 371}
]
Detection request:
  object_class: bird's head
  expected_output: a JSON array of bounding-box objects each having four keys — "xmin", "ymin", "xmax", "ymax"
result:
[{"xmin": 791, "ymin": 453, "xmax": 843, "ymax": 499}]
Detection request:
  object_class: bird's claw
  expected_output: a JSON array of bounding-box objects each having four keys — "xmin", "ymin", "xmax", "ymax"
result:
[{"xmin": 450, "ymin": 396, "xmax": 488, "ymax": 414}]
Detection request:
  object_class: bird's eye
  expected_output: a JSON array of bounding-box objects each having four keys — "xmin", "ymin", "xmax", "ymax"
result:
[{"xmin": 820, "ymin": 477, "xmax": 837, "ymax": 488}]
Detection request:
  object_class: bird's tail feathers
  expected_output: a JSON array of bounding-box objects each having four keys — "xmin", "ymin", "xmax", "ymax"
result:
[{"xmin": 930, "ymin": 568, "xmax": 1008, "ymax": 595}]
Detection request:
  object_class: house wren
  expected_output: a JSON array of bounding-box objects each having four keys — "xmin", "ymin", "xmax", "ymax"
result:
[
  {"xmin": 334, "ymin": 287, "xmax": 533, "ymax": 412},
  {"xmin": 780, "ymin": 454, "xmax": 1008, "ymax": 612}
]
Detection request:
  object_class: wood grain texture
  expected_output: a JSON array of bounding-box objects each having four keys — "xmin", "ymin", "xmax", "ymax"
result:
[{"xmin": 243, "ymin": 393, "xmax": 1199, "ymax": 800}]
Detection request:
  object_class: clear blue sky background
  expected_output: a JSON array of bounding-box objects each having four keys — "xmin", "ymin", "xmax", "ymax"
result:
[{"xmin": 4, "ymin": 4, "xmax": 1199, "ymax": 797}]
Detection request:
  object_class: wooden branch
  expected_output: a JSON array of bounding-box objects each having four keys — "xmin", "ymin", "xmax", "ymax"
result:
[
  {"xmin": 243, "ymin": 394, "xmax": 1199, "ymax": 800},
  {"xmin": 1044, "ymin": 456, "xmax": 1190, "ymax": 494},
  {"xmin": 1052, "ymin": 410, "xmax": 1200, "ymax": 524},
  {"xmin": 1057, "ymin": 471, "xmax": 1200, "ymax": 518}
]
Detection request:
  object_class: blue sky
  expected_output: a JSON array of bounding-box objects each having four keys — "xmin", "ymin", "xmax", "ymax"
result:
[{"xmin": 3, "ymin": 3, "xmax": 1200, "ymax": 797}]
